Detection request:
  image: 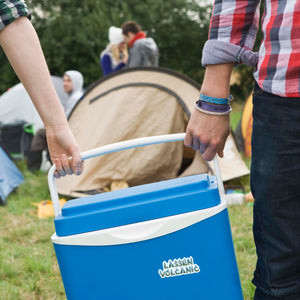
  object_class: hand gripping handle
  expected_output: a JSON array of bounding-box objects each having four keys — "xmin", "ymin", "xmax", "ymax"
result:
[{"xmin": 48, "ymin": 133, "xmax": 225, "ymax": 217}]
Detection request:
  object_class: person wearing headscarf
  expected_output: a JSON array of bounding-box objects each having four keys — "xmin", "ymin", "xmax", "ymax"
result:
[
  {"xmin": 100, "ymin": 26, "xmax": 128, "ymax": 75},
  {"xmin": 63, "ymin": 70, "xmax": 84, "ymax": 117}
]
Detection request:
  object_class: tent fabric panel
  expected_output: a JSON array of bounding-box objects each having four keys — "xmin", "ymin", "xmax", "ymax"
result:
[
  {"xmin": 0, "ymin": 76, "xmax": 67, "ymax": 134},
  {"xmin": 70, "ymin": 68, "xmax": 200, "ymax": 120},
  {"xmin": 0, "ymin": 146, "xmax": 24, "ymax": 204},
  {"xmin": 89, "ymin": 82, "xmax": 190, "ymax": 117},
  {"xmin": 241, "ymin": 93, "xmax": 253, "ymax": 157},
  {"xmin": 82, "ymin": 67, "xmax": 201, "ymax": 101},
  {"xmin": 207, "ymin": 134, "xmax": 250, "ymax": 181},
  {"xmin": 56, "ymin": 85, "xmax": 186, "ymax": 197}
]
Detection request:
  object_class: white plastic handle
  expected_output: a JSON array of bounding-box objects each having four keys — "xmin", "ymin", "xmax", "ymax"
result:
[{"xmin": 48, "ymin": 133, "xmax": 225, "ymax": 217}]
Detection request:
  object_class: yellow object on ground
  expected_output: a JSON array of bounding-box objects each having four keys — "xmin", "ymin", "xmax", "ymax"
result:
[
  {"xmin": 110, "ymin": 180, "xmax": 129, "ymax": 191},
  {"xmin": 31, "ymin": 199, "xmax": 66, "ymax": 219}
]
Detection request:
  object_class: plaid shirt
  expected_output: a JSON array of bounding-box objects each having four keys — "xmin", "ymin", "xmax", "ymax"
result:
[
  {"xmin": 202, "ymin": 0, "xmax": 300, "ymax": 98},
  {"xmin": 0, "ymin": 0, "xmax": 30, "ymax": 31}
]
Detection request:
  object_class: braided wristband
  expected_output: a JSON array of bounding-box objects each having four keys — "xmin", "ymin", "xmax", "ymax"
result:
[
  {"xmin": 199, "ymin": 93, "xmax": 233, "ymax": 105},
  {"xmin": 195, "ymin": 100, "xmax": 231, "ymax": 116}
]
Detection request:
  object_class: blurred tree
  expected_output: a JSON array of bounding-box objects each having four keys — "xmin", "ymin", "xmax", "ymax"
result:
[{"xmin": 0, "ymin": 0, "xmax": 211, "ymax": 93}]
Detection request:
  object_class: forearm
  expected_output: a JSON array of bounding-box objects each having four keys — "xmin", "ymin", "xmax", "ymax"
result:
[
  {"xmin": 0, "ymin": 17, "xmax": 67, "ymax": 129},
  {"xmin": 200, "ymin": 63, "xmax": 234, "ymax": 98}
]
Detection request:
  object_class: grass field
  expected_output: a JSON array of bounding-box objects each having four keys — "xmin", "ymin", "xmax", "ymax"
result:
[{"xmin": 0, "ymin": 108, "xmax": 256, "ymax": 299}]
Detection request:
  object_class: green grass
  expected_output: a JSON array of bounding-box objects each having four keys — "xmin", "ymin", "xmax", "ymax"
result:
[
  {"xmin": 229, "ymin": 204, "xmax": 256, "ymax": 299},
  {"xmin": 1, "ymin": 152, "xmax": 255, "ymax": 299},
  {"xmin": 0, "ymin": 163, "xmax": 66, "ymax": 300}
]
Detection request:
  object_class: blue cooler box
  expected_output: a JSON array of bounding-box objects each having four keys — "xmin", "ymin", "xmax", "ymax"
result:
[{"xmin": 49, "ymin": 135, "xmax": 243, "ymax": 300}]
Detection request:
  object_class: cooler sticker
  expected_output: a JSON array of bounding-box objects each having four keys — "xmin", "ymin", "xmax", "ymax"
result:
[{"xmin": 158, "ymin": 256, "xmax": 200, "ymax": 278}]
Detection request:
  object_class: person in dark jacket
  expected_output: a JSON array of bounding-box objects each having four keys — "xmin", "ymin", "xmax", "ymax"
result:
[{"xmin": 121, "ymin": 21, "xmax": 159, "ymax": 68}]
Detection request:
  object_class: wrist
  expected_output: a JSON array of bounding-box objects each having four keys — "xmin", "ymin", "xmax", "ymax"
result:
[
  {"xmin": 199, "ymin": 93, "xmax": 233, "ymax": 105},
  {"xmin": 201, "ymin": 63, "xmax": 234, "ymax": 98},
  {"xmin": 44, "ymin": 109, "xmax": 68, "ymax": 130},
  {"xmin": 195, "ymin": 93, "xmax": 233, "ymax": 116},
  {"xmin": 195, "ymin": 101, "xmax": 232, "ymax": 116}
]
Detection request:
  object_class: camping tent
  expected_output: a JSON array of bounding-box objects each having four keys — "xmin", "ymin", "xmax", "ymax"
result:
[
  {"xmin": 240, "ymin": 93, "xmax": 253, "ymax": 157},
  {"xmin": 0, "ymin": 145, "xmax": 24, "ymax": 205},
  {"xmin": 234, "ymin": 92, "xmax": 253, "ymax": 157},
  {"xmin": 56, "ymin": 67, "xmax": 250, "ymax": 197},
  {"xmin": 0, "ymin": 76, "xmax": 68, "ymax": 157}
]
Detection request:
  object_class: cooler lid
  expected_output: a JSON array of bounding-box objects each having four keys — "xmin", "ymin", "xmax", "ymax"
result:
[{"xmin": 54, "ymin": 174, "xmax": 220, "ymax": 236}]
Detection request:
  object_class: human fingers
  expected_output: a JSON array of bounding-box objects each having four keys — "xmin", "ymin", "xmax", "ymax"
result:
[
  {"xmin": 70, "ymin": 158, "xmax": 84, "ymax": 176},
  {"xmin": 53, "ymin": 158, "xmax": 66, "ymax": 178},
  {"xmin": 184, "ymin": 130, "xmax": 193, "ymax": 148},
  {"xmin": 192, "ymin": 135, "xmax": 201, "ymax": 151},
  {"xmin": 187, "ymin": 130, "xmax": 209, "ymax": 157},
  {"xmin": 70, "ymin": 146, "xmax": 84, "ymax": 176},
  {"xmin": 199, "ymin": 143, "xmax": 207, "ymax": 154},
  {"xmin": 217, "ymin": 139, "xmax": 226, "ymax": 158},
  {"xmin": 201, "ymin": 142, "xmax": 218, "ymax": 161},
  {"xmin": 61, "ymin": 154, "xmax": 73, "ymax": 175}
]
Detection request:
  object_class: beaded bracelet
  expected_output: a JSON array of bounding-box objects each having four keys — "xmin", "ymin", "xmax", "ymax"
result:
[
  {"xmin": 199, "ymin": 93, "xmax": 233, "ymax": 105},
  {"xmin": 195, "ymin": 100, "xmax": 232, "ymax": 116}
]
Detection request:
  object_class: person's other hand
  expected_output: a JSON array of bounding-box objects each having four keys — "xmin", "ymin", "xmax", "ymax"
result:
[
  {"xmin": 122, "ymin": 51, "xmax": 129, "ymax": 64},
  {"xmin": 184, "ymin": 109, "xmax": 230, "ymax": 161},
  {"xmin": 46, "ymin": 125, "xmax": 84, "ymax": 178}
]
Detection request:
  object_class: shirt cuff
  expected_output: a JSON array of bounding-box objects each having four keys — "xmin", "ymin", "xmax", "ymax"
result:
[
  {"xmin": 201, "ymin": 40, "xmax": 258, "ymax": 68},
  {"xmin": 0, "ymin": 0, "xmax": 31, "ymax": 31}
]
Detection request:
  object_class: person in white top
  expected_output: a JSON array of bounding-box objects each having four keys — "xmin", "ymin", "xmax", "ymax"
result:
[{"xmin": 63, "ymin": 70, "xmax": 84, "ymax": 117}]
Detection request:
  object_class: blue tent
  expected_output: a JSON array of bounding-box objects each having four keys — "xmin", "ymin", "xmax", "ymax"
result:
[{"xmin": 0, "ymin": 146, "xmax": 24, "ymax": 205}]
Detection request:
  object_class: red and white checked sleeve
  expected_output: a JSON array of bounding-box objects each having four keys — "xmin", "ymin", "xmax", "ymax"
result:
[{"xmin": 202, "ymin": 0, "xmax": 261, "ymax": 67}]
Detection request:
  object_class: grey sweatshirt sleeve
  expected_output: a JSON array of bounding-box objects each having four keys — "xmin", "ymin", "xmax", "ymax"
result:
[{"xmin": 201, "ymin": 39, "xmax": 259, "ymax": 68}]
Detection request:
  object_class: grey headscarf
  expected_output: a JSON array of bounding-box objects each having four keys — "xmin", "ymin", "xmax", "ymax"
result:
[{"xmin": 64, "ymin": 70, "xmax": 84, "ymax": 117}]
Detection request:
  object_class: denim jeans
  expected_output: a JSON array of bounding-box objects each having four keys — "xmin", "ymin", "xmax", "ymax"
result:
[{"xmin": 251, "ymin": 83, "xmax": 300, "ymax": 299}]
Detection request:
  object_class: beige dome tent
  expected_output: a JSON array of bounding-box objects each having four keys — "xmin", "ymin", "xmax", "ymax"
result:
[{"xmin": 56, "ymin": 67, "xmax": 249, "ymax": 197}]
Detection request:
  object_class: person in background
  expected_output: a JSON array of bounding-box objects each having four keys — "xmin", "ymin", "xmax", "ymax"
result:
[
  {"xmin": 121, "ymin": 20, "xmax": 159, "ymax": 68},
  {"xmin": 62, "ymin": 70, "xmax": 84, "ymax": 117},
  {"xmin": 28, "ymin": 70, "xmax": 84, "ymax": 171},
  {"xmin": 0, "ymin": 1, "xmax": 83, "ymax": 178},
  {"xmin": 184, "ymin": 1, "xmax": 300, "ymax": 299},
  {"xmin": 100, "ymin": 26, "xmax": 128, "ymax": 76}
]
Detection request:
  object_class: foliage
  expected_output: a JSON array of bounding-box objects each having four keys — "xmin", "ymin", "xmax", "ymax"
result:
[{"xmin": 0, "ymin": 0, "xmax": 212, "ymax": 93}]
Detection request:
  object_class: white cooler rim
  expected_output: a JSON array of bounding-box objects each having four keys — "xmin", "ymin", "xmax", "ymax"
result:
[{"xmin": 51, "ymin": 201, "xmax": 227, "ymax": 246}]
